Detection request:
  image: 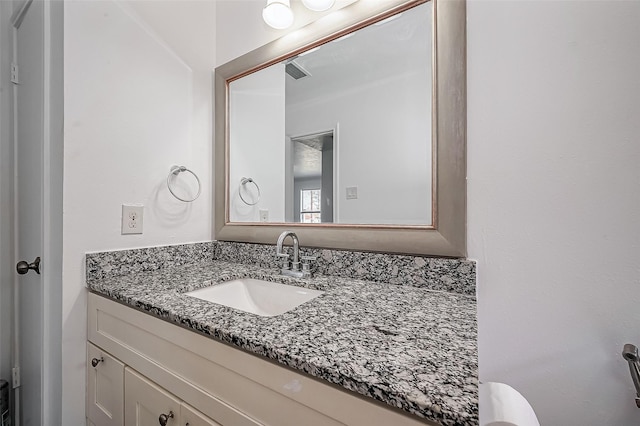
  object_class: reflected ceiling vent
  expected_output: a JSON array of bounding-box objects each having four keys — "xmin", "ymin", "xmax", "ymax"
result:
[{"xmin": 285, "ymin": 60, "xmax": 311, "ymax": 80}]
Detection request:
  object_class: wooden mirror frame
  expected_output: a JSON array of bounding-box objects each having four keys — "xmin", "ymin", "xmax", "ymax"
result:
[{"xmin": 214, "ymin": 0, "xmax": 466, "ymax": 257}]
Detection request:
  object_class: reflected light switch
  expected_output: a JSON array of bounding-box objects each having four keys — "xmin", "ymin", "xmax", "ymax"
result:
[{"xmin": 346, "ymin": 186, "xmax": 358, "ymax": 200}]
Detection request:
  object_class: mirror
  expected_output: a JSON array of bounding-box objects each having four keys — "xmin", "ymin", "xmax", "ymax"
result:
[
  {"xmin": 228, "ymin": 2, "xmax": 432, "ymax": 226},
  {"xmin": 215, "ymin": 0, "xmax": 466, "ymax": 256}
]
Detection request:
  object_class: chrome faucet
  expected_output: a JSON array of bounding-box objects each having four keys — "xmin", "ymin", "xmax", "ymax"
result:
[
  {"xmin": 276, "ymin": 231, "xmax": 315, "ymax": 278},
  {"xmin": 277, "ymin": 230, "xmax": 300, "ymax": 271}
]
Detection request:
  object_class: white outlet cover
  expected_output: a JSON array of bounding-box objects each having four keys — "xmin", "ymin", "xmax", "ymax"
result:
[
  {"xmin": 122, "ymin": 204, "xmax": 143, "ymax": 235},
  {"xmin": 259, "ymin": 209, "xmax": 269, "ymax": 222}
]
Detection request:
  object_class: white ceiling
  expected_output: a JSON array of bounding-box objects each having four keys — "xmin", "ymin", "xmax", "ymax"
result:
[
  {"xmin": 123, "ymin": 1, "xmax": 216, "ymax": 71},
  {"xmin": 285, "ymin": 2, "xmax": 431, "ymax": 106},
  {"xmin": 292, "ymin": 132, "xmax": 332, "ymax": 179},
  {"xmin": 293, "ymin": 140, "xmax": 323, "ymax": 180}
]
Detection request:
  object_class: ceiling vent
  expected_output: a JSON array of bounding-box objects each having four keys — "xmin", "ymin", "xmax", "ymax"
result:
[{"xmin": 285, "ymin": 61, "xmax": 311, "ymax": 80}]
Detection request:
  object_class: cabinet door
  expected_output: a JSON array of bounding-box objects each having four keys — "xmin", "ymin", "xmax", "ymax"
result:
[
  {"xmin": 181, "ymin": 402, "xmax": 221, "ymax": 426},
  {"xmin": 125, "ymin": 368, "xmax": 182, "ymax": 426},
  {"xmin": 87, "ymin": 343, "xmax": 124, "ymax": 426}
]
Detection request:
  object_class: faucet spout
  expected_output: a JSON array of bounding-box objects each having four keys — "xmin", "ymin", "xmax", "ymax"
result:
[{"xmin": 276, "ymin": 231, "xmax": 299, "ymax": 267}]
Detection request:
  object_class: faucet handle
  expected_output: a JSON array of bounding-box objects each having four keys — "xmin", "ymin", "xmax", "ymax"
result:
[
  {"xmin": 277, "ymin": 252, "xmax": 291, "ymax": 270},
  {"xmin": 300, "ymin": 255, "xmax": 316, "ymax": 274}
]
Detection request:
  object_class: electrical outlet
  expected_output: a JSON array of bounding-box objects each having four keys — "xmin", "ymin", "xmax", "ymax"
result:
[
  {"xmin": 346, "ymin": 186, "xmax": 358, "ymax": 200},
  {"xmin": 122, "ymin": 204, "xmax": 143, "ymax": 235},
  {"xmin": 259, "ymin": 209, "xmax": 269, "ymax": 222}
]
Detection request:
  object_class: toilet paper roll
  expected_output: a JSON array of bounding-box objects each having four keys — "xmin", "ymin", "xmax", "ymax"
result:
[{"xmin": 479, "ymin": 382, "xmax": 540, "ymax": 426}]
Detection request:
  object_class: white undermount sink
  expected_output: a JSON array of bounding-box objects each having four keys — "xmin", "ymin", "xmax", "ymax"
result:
[{"xmin": 185, "ymin": 278, "xmax": 324, "ymax": 317}]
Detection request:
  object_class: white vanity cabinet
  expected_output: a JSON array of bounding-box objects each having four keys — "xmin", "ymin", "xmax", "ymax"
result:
[
  {"xmin": 86, "ymin": 293, "xmax": 437, "ymax": 426},
  {"xmin": 87, "ymin": 344, "xmax": 220, "ymax": 426}
]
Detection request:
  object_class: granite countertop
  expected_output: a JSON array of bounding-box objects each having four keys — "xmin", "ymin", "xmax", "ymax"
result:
[{"xmin": 86, "ymin": 260, "xmax": 478, "ymax": 426}]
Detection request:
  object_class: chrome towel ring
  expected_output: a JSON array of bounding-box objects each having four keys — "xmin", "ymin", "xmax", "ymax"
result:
[
  {"xmin": 167, "ymin": 165, "xmax": 201, "ymax": 203},
  {"xmin": 239, "ymin": 177, "xmax": 261, "ymax": 206}
]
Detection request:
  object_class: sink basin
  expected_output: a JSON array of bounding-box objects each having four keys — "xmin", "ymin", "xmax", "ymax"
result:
[{"xmin": 184, "ymin": 278, "xmax": 324, "ymax": 317}]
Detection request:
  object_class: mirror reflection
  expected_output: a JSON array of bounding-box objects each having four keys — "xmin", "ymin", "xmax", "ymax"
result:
[
  {"xmin": 288, "ymin": 131, "xmax": 334, "ymax": 223},
  {"xmin": 228, "ymin": 1, "xmax": 432, "ymax": 226}
]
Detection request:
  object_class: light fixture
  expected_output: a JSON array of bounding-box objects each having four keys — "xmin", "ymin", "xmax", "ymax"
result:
[
  {"xmin": 262, "ymin": 0, "xmax": 294, "ymax": 30},
  {"xmin": 301, "ymin": 0, "xmax": 335, "ymax": 12}
]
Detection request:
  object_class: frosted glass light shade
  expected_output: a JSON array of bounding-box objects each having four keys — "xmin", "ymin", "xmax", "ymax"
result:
[
  {"xmin": 263, "ymin": 0, "xmax": 294, "ymax": 30},
  {"xmin": 301, "ymin": 0, "xmax": 335, "ymax": 12}
]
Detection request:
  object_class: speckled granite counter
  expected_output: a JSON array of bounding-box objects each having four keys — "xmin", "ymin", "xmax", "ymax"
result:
[{"xmin": 86, "ymin": 257, "xmax": 478, "ymax": 426}]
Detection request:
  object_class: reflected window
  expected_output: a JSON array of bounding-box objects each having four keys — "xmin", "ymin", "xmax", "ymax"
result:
[{"xmin": 300, "ymin": 189, "xmax": 321, "ymax": 223}]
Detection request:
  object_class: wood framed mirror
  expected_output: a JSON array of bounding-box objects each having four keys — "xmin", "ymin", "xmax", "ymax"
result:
[{"xmin": 214, "ymin": 0, "xmax": 466, "ymax": 257}]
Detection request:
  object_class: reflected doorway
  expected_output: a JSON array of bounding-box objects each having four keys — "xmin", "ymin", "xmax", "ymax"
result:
[{"xmin": 288, "ymin": 131, "xmax": 334, "ymax": 223}]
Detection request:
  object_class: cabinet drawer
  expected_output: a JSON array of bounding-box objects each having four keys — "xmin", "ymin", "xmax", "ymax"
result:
[
  {"xmin": 87, "ymin": 343, "xmax": 124, "ymax": 426},
  {"xmin": 125, "ymin": 368, "xmax": 181, "ymax": 426},
  {"xmin": 181, "ymin": 401, "xmax": 221, "ymax": 426},
  {"xmin": 125, "ymin": 368, "xmax": 222, "ymax": 426}
]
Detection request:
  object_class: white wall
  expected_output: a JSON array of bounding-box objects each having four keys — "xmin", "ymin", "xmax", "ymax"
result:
[
  {"xmin": 467, "ymin": 1, "xmax": 640, "ymax": 425},
  {"xmin": 286, "ymin": 71, "xmax": 431, "ymax": 225},
  {"xmin": 63, "ymin": 1, "xmax": 214, "ymax": 423},
  {"xmin": 219, "ymin": 0, "xmax": 640, "ymax": 424},
  {"xmin": 229, "ymin": 64, "xmax": 286, "ymax": 222}
]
